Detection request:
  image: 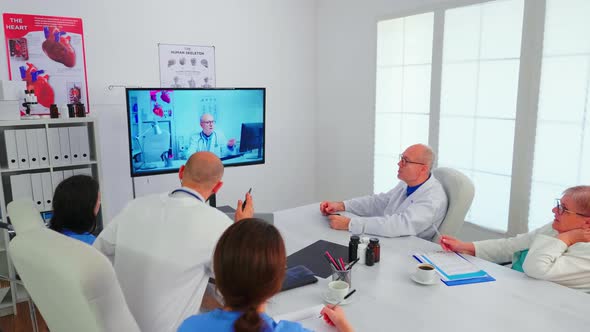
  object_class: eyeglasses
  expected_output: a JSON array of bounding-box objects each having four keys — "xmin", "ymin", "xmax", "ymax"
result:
[
  {"xmin": 399, "ymin": 154, "xmax": 426, "ymax": 166},
  {"xmin": 201, "ymin": 120, "xmax": 215, "ymax": 125},
  {"xmin": 555, "ymin": 199, "xmax": 590, "ymax": 217}
]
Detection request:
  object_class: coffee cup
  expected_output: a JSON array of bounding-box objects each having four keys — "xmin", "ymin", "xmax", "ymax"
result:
[
  {"xmin": 414, "ymin": 263, "xmax": 436, "ymax": 283},
  {"xmin": 327, "ymin": 280, "xmax": 349, "ymax": 302}
]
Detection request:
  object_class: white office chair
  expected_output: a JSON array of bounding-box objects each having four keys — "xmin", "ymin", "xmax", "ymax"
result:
[
  {"xmin": 7, "ymin": 199, "xmax": 46, "ymax": 233},
  {"xmin": 432, "ymin": 167, "xmax": 475, "ymax": 242},
  {"xmin": 8, "ymin": 222, "xmax": 140, "ymax": 331},
  {"xmin": 141, "ymin": 129, "xmax": 171, "ymax": 169}
]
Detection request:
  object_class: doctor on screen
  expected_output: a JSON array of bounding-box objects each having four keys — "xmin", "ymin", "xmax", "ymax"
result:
[{"xmin": 186, "ymin": 113, "xmax": 237, "ymax": 158}]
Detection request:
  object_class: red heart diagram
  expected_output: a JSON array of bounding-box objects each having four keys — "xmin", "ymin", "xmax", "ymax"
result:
[
  {"xmin": 42, "ymin": 27, "xmax": 76, "ymax": 68},
  {"xmin": 19, "ymin": 62, "xmax": 55, "ymax": 108}
]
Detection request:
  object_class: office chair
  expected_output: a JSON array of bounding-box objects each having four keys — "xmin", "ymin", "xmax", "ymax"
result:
[
  {"xmin": 8, "ymin": 202, "xmax": 140, "ymax": 332},
  {"xmin": 431, "ymin": 167, "xmax": 475, "ymax": 242},
  {"xmin": 139, "ymin": 128, "xmax": 171, "ymax": 169}
]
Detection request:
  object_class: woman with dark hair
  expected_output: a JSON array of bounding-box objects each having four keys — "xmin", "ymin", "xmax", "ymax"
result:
[
  {"xmin": 49, "ymin": 175, "xmax": 100, "ymax": 245},
  {"xmin": 178, "ymin": 218, "xmax": 354, "ymax": 332}
]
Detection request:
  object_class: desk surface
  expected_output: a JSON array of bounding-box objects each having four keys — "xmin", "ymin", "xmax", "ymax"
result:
[{"xmin": 269, "ymin": 204, "xmax": 590, "ymax": 331}]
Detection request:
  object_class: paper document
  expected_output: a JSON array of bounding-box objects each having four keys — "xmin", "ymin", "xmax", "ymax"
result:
[
  {"xmin": 413, "ymin": 251, "xmax": 495, "ymax": 286},
  {"xmin": 274, "ymin": 304, "xmax": 335, "ymax": 331}
]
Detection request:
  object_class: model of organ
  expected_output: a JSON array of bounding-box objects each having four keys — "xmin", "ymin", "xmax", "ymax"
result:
[
  {"xmin": 153, "ymin": 103, "xmax": 164, "ymax": 117},
  {"xmin": 42, "ymin": 26, "xmax": 76, "ymax": 67},
  {"xmin": 69, "ymin": 85, "xmax": 82, "ymax": 103},
  {"xmin": 19, "ymin": 62, "xmax": 55, "ymax": 108}
]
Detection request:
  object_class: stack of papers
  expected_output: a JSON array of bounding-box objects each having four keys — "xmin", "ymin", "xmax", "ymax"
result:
[{"xmin": 413, "ymin": 251, "xmax": 495, "ymax": 286}]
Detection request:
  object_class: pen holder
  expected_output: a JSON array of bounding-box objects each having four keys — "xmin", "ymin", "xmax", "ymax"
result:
[{"xmin": 331, "ymin": 265, "xmax": 352, "ymax": 288}]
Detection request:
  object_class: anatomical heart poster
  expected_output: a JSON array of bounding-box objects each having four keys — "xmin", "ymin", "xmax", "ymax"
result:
[
  {"xmin": 158, "ymin": 43, "xmax": 215, "ymax": 88},
  {"xmin": 3, "ymin": 13, "xmax": 89, "ymax": 114}
]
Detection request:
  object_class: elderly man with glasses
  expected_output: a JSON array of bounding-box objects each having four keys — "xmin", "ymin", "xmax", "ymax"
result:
[
  {"xmin": 320, "ymin": 144, "xmax": 448, "ymax": 239},
  {"xmin": 440, "ymin": 186, "xmax": 590, "ymax": 292}
]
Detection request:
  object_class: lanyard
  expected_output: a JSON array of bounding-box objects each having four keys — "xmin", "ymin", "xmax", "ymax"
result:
[{"xmin": 170, "ymin": 189, "xmax": 203, "ymax": 202}]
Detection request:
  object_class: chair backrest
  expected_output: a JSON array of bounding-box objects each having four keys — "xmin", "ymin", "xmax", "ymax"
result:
[
  {"xmin": 9, "ymin": 228, "xmax": 140, "ymax": 332},
  {"xmin": 7, "ymin": 199, "xmax": 46, "ymax": 233},
  {"xmin": 142, "ymin": 129, "xmax": 171, "ymax": 163},
  {"xmin": 432, "ymin": 167, "xmax": 475, "ymax": 242}
]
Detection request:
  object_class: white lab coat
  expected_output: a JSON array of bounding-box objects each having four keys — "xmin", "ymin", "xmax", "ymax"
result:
[
  {"xmin": 94, "ymin": 188, "xmax": 233, "ymax": 332},
  {"xmin": 344, "ymin": 175, "xmax": 448, "ymax": 239},
  {"xmin": 475, "ymin": 223, "xmax": 590, "ymax": 292},
  {"xmin": 186, "ymin": 130, "xmax": 236, "ymax": 158}
]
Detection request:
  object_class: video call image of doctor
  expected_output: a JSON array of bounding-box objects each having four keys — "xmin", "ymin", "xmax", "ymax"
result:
[{"xmin": 186, "ymin": 113, "xmax": 237, "ymax": 158}]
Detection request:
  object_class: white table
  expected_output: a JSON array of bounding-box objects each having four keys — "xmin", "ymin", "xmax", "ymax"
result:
[{"xmin": 268, "ymin": 204, "xmax": 590, "ymax": 332}]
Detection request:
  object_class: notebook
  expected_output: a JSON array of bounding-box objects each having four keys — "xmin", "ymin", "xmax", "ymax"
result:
[
  {"xmin": 286, "ymin": 240, "xmax": 349, "ymax": 278},
  {"xmin": 281, "ymin": 265, "xmax": 318, "ymax": 291}
]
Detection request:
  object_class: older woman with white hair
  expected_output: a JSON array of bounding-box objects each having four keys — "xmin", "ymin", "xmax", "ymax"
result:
[{"xmin": 440, "ymin": 185, "xmax": 590, "ymax": 292}]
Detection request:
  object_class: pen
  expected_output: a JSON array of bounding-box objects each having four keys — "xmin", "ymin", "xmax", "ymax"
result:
[
  {"xmin": 241, "ymin": 187, "xmax": 252, "ymax": 210},
  {"xmin": 328, "ymin": 213, "xmax": 341, "ymax": 216},
  {"xmin": 324, "ymin": 251, "xmax": 341, "ymax": 270},
  {"xmin": 318, "ymin": 289, "xmax": 356, "ymax": 317},
  {"xmin": 338, "ymin": 257, "xmax": 346, "ymax": 270},
  {"xmin": 345, "ymin": 258, "xmax": 359, "ymax": 270},
  {"xmin": 323, "ymin": 253, "xmax": 340, "ymax": 270}
]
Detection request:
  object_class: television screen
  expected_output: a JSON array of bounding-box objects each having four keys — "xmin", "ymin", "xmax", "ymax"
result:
[{"xmin": 126, "ymin": 88, "xmax": 266, "ymax": 177}]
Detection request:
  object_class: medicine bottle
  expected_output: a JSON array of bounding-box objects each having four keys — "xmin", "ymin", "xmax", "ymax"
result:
[
  {"xmin": 365, "ymin": 243, "xmax": 375, "ymax": 266},
  {"xmin": 50, "ymin": 104, "xmax": 59, "ymax": 118},
  {"xmin": 357, "ymin": 243, "xmax": 367, "ymax": 265},
  {"xmin": 348, "ymin": 235, "xmax": 360, "ymax": 262},
  {"xmin": 369, "ymin": 238, "xmax": 380, "ymax": 263}
]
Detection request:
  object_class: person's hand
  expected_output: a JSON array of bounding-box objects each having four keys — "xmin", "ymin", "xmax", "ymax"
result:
[
  {"xmin": 235, "ymin": 192, "xmax": 254, "ymax": 222},
  {"xmin": 328, "ymin": 215, "xmax": 351, "ymax": 231},
  {"xmin": 227, "ymin": 138, "xmax": 236, "ymax": 148},
  {"xmin": 320, "ymin": 305, "xmax": 354, "ymax": 332},
  {"xmin": 320, "ymin": 201, "xmax": 345, "ymax": 215},
  {"xmin": 439, "ymin": 235, "xmax": 476, "ymax": 256},
  {"xmin": 557, "ymin": 227, "xmax": 590, "ymax": 246}
]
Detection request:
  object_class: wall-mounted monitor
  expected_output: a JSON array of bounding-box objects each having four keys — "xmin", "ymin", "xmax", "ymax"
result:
[{"xmin": 126, "ymin": 88, "xmax": 266, "ymax": 177}]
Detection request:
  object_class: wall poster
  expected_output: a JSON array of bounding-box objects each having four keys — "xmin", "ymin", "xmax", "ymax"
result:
[
  {"xmin": 158, "ymin": 43, "xmax": 215, "ymax": 88},
  {"xmin": 3, "ymin": 13, "xmax": 90, "ymax": 114}
]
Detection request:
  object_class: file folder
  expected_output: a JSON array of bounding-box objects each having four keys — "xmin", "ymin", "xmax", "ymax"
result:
[
  {"xmin": 69, "ymin": 127, "xmax": 81, "ymax": 163},
  {"xmin": 47, "ymin": 128, "xmax": 61, "ymax": 166},
  {"xmin": 36, "ymin": 128, "xmax": 50, "ymax": 167},
  {"xmin": 51, "ymin": 171, "xmax": 64, "ymax": 192},
  {"xmin": 15, "ymin": 130, "xmax": 29, "ymax": 169},
  {"xmin": 79, "ymin": 127, "xmax": 90, "ymax": 161},
  {"xmin": 30, "ymin": 173, "xmax": 44, "ymax": 211},
  {"xmin": 62, "ymin": 170, "xmax": 74, "ymax": 179},
  {"xmin": 25, "ymin": 129, "xmax": 40, "ymax": 168},
  {"xmin": 41, "ymin": 172, "xmax": 53, "ymax": 211},
  {"xmin": 4, "ymin": 130, "xmax": 18, "ymax": 169},
  {"xmin": 10, "ymin": 174, "xmax": 33, "ymax": 201},
  {"xmin": 59, "ymin": 127, "xmax": 71, "ymax": 165},
  {"xmin": 73, "ymin": 168, "xmax": 92, "ymax": 176},
  {"xmin": 412, "ymin": 252, "xmax": 495, "ymax": 286}
]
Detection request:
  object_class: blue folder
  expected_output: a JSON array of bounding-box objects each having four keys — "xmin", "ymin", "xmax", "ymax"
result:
[{"xmin": 412, "ymin": 254, "xmax": 495, "ymax": 286}]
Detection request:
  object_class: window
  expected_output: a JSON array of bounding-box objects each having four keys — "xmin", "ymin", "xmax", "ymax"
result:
[
  {"xmin": 529, "ymin": 0, "xmax": 590, "ymax": 230},
  {"xmin": 374, "ymin": 13, "xmax": 433, "ymax": 194},
  {"xmin": 374, "ymin": 0, "xmax": 590, "ymax": 235}
]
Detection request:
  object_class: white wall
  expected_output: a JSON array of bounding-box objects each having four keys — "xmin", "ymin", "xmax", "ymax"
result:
[
  {"xmin": 1, "ymin": 0, "xmax": 318, "ymax": 223},
  {"xmin": 315, "ymin": 0, "xmax": 502, "ymax": 241}
]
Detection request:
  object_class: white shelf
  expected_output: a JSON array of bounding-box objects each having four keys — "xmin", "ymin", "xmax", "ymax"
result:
[
  {"xmin": 0, "ymin": 161, "xmax": 97, "ymax": 173},
  {"xmin": 0, "ymin": 117, "xmax": 96, "ymax": 126}
]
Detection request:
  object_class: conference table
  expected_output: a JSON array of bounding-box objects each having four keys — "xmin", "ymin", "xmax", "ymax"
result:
[{"xmin": 267, "ymin": 204, "xmax": 590, "ymax": 331}]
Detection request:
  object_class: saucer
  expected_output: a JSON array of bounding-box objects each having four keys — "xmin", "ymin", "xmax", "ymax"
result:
[
  {"xmin": 321, "ymin": 291, "xmax": 354, "ymax": 305},
  {"xmin": 410, "ymin": 274, "xmax": 438, "ymax": 286}
]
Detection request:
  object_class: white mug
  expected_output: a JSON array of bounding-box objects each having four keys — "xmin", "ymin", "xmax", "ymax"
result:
[
  {"xmin": 414, "ymin": 263, "xmax": 436, "ymax": 283},
  {"xmin": 327, "ymin": 280, "xmax": 349, "ymax": 302}
]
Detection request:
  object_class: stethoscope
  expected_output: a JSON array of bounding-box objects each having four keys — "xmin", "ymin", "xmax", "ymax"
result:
[
  {"xmin": 198, "ymin": 131, "xmax": 219, "ymax": 149},
  {"xmin": 170, "ymin": 188, "xmax": 203, "ymax": 202}
]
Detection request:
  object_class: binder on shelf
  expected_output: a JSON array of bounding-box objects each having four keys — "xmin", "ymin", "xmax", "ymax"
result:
[
  {"xmin": 63, "ymin": 169, "xmax": 74, "ymax": 179},
  {"xmin": 15, "ymin": 130, "xmax": 29, "ymax": 169},
  {"xmin": 41, "ymin": 172, "xmax": 53, "ymax": 211},
  {"xmin": 412, "ymin": 251, "xmax": 495, "ymax": 286},
  {"xmin": 35, "ymin": 128, "xmax": 50, "ymax": 167},
  {"xmin": 30, "ymin": 173, "xmax": 44, "ymax": 211},
  {"xmin": 25, "ymin": 129, "xmax": 40, "ymax": 168},
  {"xmin": 51, "ymin": 171, "xmax": 64, "ymax": 192},
  {"xmin": 69, "ymin": 127, "xmax": 81, "ymax": 163},
  {"xmin": 79, "ymin": 126, "xmax": 90, "ymax": 161},
  {"xmin": 73, "ymin": 168, "xmax": 92, "ymax": 177},
  {"xmin": 47, "ymin": 128, "xmax": 61, "ymax": 166},
  {"xmin": 58, "ymin": 127, "xmax": 72, "ymax": 165},
  {"xmin": 10, "ymin": 174, "xmax": 32, "ymax": 201},
  {"xmin": 4, "ymin": 130, "xmax": 18, "ymax": 169}
]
